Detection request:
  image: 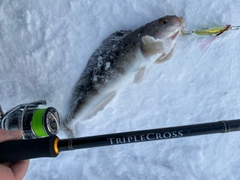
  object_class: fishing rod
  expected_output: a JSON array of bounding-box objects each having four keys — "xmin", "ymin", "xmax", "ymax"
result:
[{"xmin": 0, "ymin": 101, "xmax": 240, "ymax": 163}]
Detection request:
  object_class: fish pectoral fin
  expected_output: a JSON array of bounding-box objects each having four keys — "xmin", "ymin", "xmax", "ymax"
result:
[
  {"xmin": 141, "ymin": 35, "xmax": 164, "ymax": 56},
  {"xmin": 134, "ymin": 67, "xmax": 146, "ymax": 84},
  {"xmin": 155, "ymin": 47, "xmax": 175, "ymax": 64},
  {"xmin": 83, "ymin": 90, "xmax": 117, "ymax": 120}
]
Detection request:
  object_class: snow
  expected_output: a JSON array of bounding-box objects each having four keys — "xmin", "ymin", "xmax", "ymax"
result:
[{"xmin": 1, "ymin": 0, "xmax": 240, "ymax": 179}]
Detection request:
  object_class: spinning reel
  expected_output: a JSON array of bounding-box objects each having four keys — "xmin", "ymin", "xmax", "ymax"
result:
[{"xmin": 0, "ymin": 100, "xmax": 60, "ymax": 139}]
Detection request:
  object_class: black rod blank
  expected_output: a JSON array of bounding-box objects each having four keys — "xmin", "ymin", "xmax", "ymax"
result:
[
  {"xmin": 58, "ymin": 120, "xmax": 240, "ymax": 151},
  {"xmin": 0, "ymin": 119, "xmax": 240, "ymax": 163}
]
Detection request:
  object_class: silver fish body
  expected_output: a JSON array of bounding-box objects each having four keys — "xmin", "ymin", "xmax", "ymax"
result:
[{"xmin": 63, "ymin": 15, "xmax": 184, "ymax": 137}]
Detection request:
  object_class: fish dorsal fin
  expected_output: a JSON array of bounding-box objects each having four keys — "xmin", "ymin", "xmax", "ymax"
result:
[
  {"xmin": 141, "ymin": 35, "xmax": 164, "ymax": 56},
  {"xmin": 134, "ymin": 67, "xmax": 146, "ymax": 84},
  {"xmin": 155, "ymin": 46, "xmax": 175, "ymax": 64},
  {"xmin": 83, "ymin": 90, "xmax": 117, "ymax": 120}
]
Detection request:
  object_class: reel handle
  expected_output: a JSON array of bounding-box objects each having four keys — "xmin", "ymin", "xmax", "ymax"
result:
[{"xmin": 0, "ymin": 135, "xmax": 59, "ymax": 163}]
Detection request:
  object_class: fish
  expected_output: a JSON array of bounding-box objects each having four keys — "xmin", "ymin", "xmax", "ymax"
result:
[{"xmin": 63, "ymin": 15, "xmax": 185, "ymax": 137}]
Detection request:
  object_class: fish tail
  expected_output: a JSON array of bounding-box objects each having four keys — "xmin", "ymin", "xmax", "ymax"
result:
[{"xmin": 62, "ymin": 114, "xmax": 76, "ymax": 138}]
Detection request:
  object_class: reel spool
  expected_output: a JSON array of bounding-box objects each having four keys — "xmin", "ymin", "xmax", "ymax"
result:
[{"xmin": 0, "ymin": 100, "xmax": 60, "ymax": 139}]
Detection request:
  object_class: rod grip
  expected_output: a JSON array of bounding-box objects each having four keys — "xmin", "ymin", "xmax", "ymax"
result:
[{"xmin": 0, "ymin": 135, "xmax": 59, "ymax": 163}]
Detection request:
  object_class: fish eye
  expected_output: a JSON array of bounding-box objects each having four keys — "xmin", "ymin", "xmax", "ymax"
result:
[{"xmin": 159, "ymin": 19, "xmax": 168, "ymax": 25}]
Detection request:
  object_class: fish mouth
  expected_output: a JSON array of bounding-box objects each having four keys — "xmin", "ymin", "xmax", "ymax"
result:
[
  {"xmin": 177, "ymin": 17, "xmax": 185, "ymax": 25},
  {"xmin": 169, "ymin": 16, "xmax": 184, "ymax": 40},
  {"xmin": 169, "ymin": 17, "xmax": 184, "ymax": 40},
  {"xmin": 171, "ymin": 30, "xmax": 180, "ymax": 39}
]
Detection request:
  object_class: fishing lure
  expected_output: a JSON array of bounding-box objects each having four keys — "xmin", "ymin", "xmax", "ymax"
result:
[
  {"xmin": 180, "ymin": 25, "xmax": 240, "ymax": 49},
  {"xmin": 181, "ymin": 24, "xmax": 240, "ymax": 36}
]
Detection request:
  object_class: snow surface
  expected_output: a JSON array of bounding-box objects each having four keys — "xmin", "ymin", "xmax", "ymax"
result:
[{"xmin": 1, "ymin": 0, "xmax": 240, "ymax": 179}]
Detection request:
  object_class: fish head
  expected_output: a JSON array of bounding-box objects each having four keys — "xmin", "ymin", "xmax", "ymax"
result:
[
  {"xmin": 151, "ymin": 15, "xmax": 184, "ymax": 42},
  {"xmin": 140, "ymin": 16, "xmax": 184, "ymax": 57}
]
